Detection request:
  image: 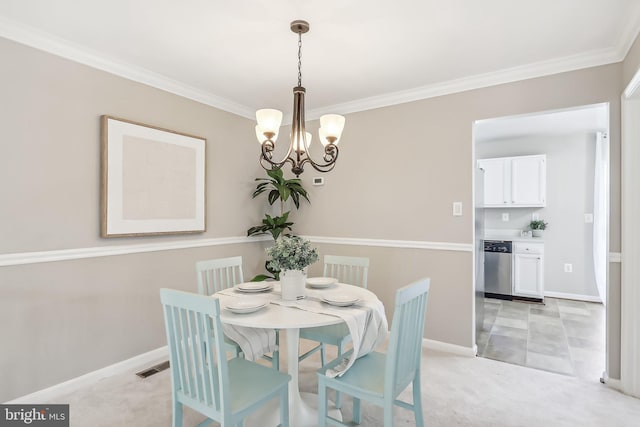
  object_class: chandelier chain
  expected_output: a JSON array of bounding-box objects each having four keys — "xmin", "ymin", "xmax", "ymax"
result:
[{"xmin": 297, "ymin": 31, "xmax": 302, "ymax": 87}]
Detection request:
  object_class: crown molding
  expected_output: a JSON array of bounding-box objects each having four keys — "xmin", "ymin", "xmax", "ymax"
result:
[
  {"xmin": 306, "ymin": 47, "xmax": 622, "ymax": 119},
  {"xmin": 2, "ymin": 12, "xmax": 640, "ymax": 122},
  {"xmin": 0, "ymin": 16, "xmax": 255, "ymax": 119}
]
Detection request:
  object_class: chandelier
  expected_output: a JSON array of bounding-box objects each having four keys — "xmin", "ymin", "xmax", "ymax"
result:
[{"xmin": 255, "ymin": 20, "xmax": 345, "ymax": 177}]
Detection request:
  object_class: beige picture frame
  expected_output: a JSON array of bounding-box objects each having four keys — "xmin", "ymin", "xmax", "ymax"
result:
[{"xmin": 101, "ymin": 115, "xmax": 206, "ymax": 237}]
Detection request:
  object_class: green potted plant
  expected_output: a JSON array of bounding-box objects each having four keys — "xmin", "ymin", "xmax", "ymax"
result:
[
  {"xmin": 529, "ymin": 219, "xmax": 548, "ymax": 237},
  {"xmin": 247, "ymin": 168, "xmax": 310, "ymax": 281},
  {"xmin": 247, "ymin": 168, "xmax": 310, "ymax": 240},
  {"xmin": 266, "ymin": 236, "xmax": 318, "ymax": 300}
]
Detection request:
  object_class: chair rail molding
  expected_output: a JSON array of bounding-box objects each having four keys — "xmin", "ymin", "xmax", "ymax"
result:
[
  {"xmin": 303, "ymin": 235, "xmax": 474, "ymax": 252},
  {"xmin": 0, "ymin": 236, "xmax": 271, "ymax": 267}
]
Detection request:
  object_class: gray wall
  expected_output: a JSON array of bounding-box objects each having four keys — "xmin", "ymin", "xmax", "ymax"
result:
[
  {"xmin": 478, "ymin": 133, "xmax": 600, "ymax": 298},
  {"xmin": 0, "ymin": 34, "xmax": 628, "ymax": 401}
]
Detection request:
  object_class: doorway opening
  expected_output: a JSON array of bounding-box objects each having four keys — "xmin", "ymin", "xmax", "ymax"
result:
[{"xmin": 472, "ymin": 103, "xmax": 610, "ymax": 382}]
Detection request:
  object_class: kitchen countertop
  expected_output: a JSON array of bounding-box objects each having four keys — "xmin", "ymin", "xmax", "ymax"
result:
[{"xmin": 484, "ymin": 229, "xmax": 545, "ymax": 243}]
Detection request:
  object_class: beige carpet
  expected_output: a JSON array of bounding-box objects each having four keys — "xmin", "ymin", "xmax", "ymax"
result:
[{"xmin": 54, "ymin": 336, "xmax": 640, "ymax": 426}]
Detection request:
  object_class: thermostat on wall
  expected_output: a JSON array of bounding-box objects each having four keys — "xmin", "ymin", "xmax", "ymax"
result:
[{"xmin": 312, "ymin": 177, "xmax": 324, "ymax": 186}]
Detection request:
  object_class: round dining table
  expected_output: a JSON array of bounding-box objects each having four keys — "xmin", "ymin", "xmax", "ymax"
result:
[{"xmin": 216, "ymin": 283, "xmax": 380, "ymax": 427}]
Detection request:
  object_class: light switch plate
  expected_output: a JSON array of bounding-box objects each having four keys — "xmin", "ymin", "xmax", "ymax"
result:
[
  {"xmin": 312, "ymin": 177, "xmax": 324, "ymax": 186},
  {"xmin": 502, "ymin": 213, "xmax": 509, "ymax": 222},
  {"xmin": 564, "ymin": 263, "xmax": 573, "ymax": 273},
  {"xmin": 452, "ymin": 202, "xmax": 462, "ymax": 216},
  {"xmin": 532, "ymin": 213, "xmax": 540, "ymax": 221}
]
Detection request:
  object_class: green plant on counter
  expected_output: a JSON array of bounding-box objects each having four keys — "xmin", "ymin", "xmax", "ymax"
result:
[{"xmin": 529, "ymin": 220, "xmax": 548, "ymax": 230}]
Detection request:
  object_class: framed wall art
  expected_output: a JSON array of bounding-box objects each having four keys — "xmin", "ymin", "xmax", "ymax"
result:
[{"xmin": 101, "ymin": 115, "xmax": 206, "ymax": 237}]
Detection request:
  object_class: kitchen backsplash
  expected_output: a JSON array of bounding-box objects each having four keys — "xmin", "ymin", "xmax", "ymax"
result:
[{"xmin": 484, "ymin": 208, "xmax": 545, "ymax": 231}]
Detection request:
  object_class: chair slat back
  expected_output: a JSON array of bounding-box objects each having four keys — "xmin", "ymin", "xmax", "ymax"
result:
[
  {"xmin": 160, "ymin": 289, "xmax": 231, "ymax": 416},
  {"xmin": 385, "ymin": 278, "xmax": 430, "ymax": 397},
  {"xmin": 323, "ymin": 255, "xmax": 369, "ymax": 288},
  {"xmin": 196, "ymin": 256, "xmax": 244, "ymax": 295}
]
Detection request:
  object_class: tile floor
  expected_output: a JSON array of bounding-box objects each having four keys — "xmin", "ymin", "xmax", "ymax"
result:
[{"xmin": 477, "ymin": 297, "xmax": 605, "ymax": 381}]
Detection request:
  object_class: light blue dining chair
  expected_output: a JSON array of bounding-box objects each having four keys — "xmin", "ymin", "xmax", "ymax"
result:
[
  {"xmin": 316, "ymin": 277, "xmax": 430, "ymax": 427},
  {"xmin": 299, "ymin": 255, "xmax": 369, "ymax": 407},
  {"xmin": 196, "ymin": 256, "xmax": 279, "ymax": 369},
  {"xmin": 160, "ymin": 288, "xmax": 291, "ymax": 427}
]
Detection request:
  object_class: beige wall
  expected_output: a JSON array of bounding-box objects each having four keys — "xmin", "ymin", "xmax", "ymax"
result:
[
  {"xmin": 0, "ymin": 37, "xmax": 269, "ymax": 401},
  {"xmin": 295, "ymin": 63, "xmax": 623, "ymax": 379},
  {"xmin": 0, "ymin": 34, "xmax": 628, "ymax": 401}
]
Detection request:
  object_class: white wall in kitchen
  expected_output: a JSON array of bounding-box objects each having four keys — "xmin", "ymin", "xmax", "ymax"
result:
[{"xmin": 477, "ymin": 132, "xmax": 599, "ymax": 299}]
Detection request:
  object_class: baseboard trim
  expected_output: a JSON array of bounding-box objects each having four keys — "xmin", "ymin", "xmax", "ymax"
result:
[
  {"xmin": 5, "ymin": 346, "xmax": 168, "ymax": 404},
  {"xmin": 604, "ymin": 374, "xmax": 622, "ymax": 391},
  {"xmin": 422, "ymin": 338, "xmax": 476, "ymax": 357},
  {"xmin": 544, "ymin": 291, "xmax": 602, "ymax": 303}
]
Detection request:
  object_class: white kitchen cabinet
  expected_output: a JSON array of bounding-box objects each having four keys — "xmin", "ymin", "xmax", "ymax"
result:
[
  {"xmin": 513, "ymin": 242, "xmax": 544, "ymax": 299},
  {"xmin": 477, "ymin": 155, "xmax": 546, "ymax": 207}
]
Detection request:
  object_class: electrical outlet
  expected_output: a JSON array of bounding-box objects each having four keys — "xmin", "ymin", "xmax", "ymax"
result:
[
  {"xmin": 532, "ymin": 213, "xmax": 540, "ymax": 221},
  {"xmin": 564, "ymin": 263, "xmax": 573, "ymax": 273},
  {"xmin": 452, "ymin": 202, "xmax": 462, "ymax": 216},
  {"xmin": 502, "ymin": 213, "xmax": 509, "ymax": 222},
  {"xmin": 585, "ymin": 213, "xmax": 593, "ymax": 223}
]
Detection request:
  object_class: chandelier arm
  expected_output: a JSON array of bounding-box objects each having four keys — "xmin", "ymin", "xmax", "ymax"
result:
[
  {"xmin": 302, "ymin": 144, "xmax": 339, "ymax": 173},
  {"xmin": 260, "ymin": 139, "xmax": 295, "ymax": 169}
]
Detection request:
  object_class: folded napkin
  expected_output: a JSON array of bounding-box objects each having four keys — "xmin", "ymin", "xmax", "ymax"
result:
[
  {"xmin": 215, "ymin": 289, "xmax": 277, "ymax": 362},
  {"xmin": 221, "ymin": 323, "xmax": 276, "ymax": 362},
  {"xmin": 272, "ymin": 294, "xmax": 388, "ymax": 377}
]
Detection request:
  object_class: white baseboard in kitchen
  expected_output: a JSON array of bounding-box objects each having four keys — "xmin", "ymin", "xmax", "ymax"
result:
[
  {"xmin": 422, "ymin": 338, "xmax": 476, "ymax": 357},
  {"xmin": 604, "ymin": 374, "xmax": 622, "ymax": 391},
  {"xmin": 5, "ymin": 346, "xmax": 168, "ymax": 404},
  {"xmin": 544, "ymin": 291, "xmax": 602, "ymax": 303}
]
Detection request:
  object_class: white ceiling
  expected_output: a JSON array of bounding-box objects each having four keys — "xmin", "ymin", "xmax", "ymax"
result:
[{"xmin": 0, "ymin": 1, "xmax": 639, "ymax": 119}]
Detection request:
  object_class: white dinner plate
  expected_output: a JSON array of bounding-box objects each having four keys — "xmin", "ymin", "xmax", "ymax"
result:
[
  {"xmin": 321, "ymin": 292, "xmax": 360, "ymax": 307},
  {"xmin": 306, "ymin": 277, "xmax": 338, "ymax": 288},
  {"xmin": 224, "ymin": 298, "xmax": 268, "ymax": 314},
  {"xmin": 235, "ymin": 282, "xmax": 273, "ymax": 293}
]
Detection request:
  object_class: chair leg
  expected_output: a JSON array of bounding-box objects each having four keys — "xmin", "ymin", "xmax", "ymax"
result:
[
  {"xmin": 413, "ymin": 375, "xmax": 425, "ymax": 427},
  {"xmin": 280, "ymin": 385, "xmax": 289, "ymax": 427},
  {"xmin": 383, "ymin": 400, "xmax": 393, "ymax": 427},
  {"xmin": 353, "ymin": 397, "xmax": 361, "ymax": 425},
  {"xmin": 318, "ymin": 377, "xmax": 327, "ymax": 427},
  {"xmin": 320, "ymin": 343, "xmax": 326, "ymax": 366},
  {"xmin": 172, "ymin": 400, "xmax": 183, "ymax": 427},
  {"xmin": 335, "ymin": 342, "xmax": 344, "ymax": 409},
  {"xmin": 273, "ymin": 329, "xmax": 280, "ymax": 371}
]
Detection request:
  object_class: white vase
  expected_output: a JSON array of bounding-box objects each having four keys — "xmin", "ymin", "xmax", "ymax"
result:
[
  {"xmin": 532, "ymin": 229, "xmax": 544, "ymax": 237},
  {"xmin": 280, "ymin": 269, "xmax": 307, "ymax": 301}
]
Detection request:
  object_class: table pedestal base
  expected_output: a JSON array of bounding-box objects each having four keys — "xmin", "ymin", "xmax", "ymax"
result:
[
  {"xmin": 244, "ymin": 328, "xmax": 342, "ymax": 426},
  {"xmin": 244, "ymin": 392, "xmax": 341, "ymax": 427}
]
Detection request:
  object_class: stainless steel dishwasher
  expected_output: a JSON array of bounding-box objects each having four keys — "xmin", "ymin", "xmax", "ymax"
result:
[{"xmin": 484, "ymin": 240, "xmax": 513, "ymax": 300}]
